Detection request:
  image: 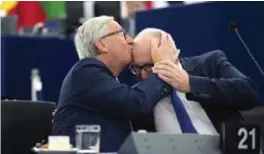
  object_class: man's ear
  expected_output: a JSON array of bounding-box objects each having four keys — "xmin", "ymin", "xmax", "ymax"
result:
[{"xmin": 95, "ymin": 40, "xmax": 108, "ymax": 54}]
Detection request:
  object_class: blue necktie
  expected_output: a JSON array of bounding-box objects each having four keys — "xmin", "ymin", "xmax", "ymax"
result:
[{"xmin": 171, "ymin": 90, "xmax": 197, "ymax": 133}]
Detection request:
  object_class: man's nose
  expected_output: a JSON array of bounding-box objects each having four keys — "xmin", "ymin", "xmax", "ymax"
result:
[{"xmin": 126, "ymin": 35, "xmax": 134, "ymax": 45}]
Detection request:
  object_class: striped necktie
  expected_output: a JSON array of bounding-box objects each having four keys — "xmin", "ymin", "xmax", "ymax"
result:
[{"xmin": 171, "ymin": 90, "xmax": 197, "ymax": 133}]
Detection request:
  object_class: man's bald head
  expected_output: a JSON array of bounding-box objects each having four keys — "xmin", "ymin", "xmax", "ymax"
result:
[
  {"xmin": 133, "ymin": 28, "xmax": 178, "ymax": 64},
  {"xmin": 132, "ymin": 28, "xmax": 178, "ymax": 79},
  {"xmin": 135, "ymin": 28, "xmax": 163, "ymax": 41}
]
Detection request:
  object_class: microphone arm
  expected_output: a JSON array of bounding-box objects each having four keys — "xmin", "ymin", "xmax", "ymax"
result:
[{"xmin": 230, "ymin": 22, "xmax": 264, "ymax": 77}]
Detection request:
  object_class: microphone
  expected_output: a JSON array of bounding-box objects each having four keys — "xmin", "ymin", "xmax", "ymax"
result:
[{"xmin": 229, "ymin": 21, "xmax": 264, "ymax": 77}]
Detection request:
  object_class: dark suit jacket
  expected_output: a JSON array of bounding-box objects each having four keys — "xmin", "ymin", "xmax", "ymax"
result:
[
  {"xmin": 52, "ymin": 58, "xmax": 171, "ymax": 152},
  {"xmin": 132, "ymin": 50, "xmax": 261, "ymax": 133}
]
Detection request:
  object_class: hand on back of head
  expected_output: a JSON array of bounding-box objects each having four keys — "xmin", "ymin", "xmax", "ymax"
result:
[{"xmin": 151, "ymin": 32, "xmax": 176, "ymax": 64}]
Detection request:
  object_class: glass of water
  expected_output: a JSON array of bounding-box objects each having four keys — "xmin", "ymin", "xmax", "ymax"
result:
[{"xmin": 76, "ymin": 125, "xmax": 101, "ymax": 153}]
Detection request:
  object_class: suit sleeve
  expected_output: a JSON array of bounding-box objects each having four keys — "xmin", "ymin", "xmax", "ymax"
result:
[
  {"xmin": 186, "ymin": 50, "xmax": 261, "ymax": 110},
  {"xmin": 74, "ymin": 66, "xmax": 172, "ymax": 119}
]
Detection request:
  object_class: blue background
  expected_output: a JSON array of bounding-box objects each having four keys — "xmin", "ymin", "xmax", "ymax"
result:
[{"xmin": 1, "ymin": 2, "xmax": 263, "ymax": 102}]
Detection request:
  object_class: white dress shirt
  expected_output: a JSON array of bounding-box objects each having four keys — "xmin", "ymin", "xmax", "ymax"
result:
[
  {"xmin": 154, "ymin": 92, "xmax": 218, "ymax": 135},
  {"xmin": 154, "ymin": 63, "xmax": 218, "ymax": 135},
  {"xmin": 154, "ymin": 96, "xmax": 182, "ymax": 134}
]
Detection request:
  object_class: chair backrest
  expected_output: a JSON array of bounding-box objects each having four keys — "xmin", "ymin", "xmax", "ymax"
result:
[{"xmin": 1, "ymin": 100, "xmax": 56, "ymax": 154}]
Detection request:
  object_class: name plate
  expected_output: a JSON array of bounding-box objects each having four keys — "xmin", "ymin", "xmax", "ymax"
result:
[{"xmin": 220, "ymin": 123, "xmax": 262, "ymax": 154}]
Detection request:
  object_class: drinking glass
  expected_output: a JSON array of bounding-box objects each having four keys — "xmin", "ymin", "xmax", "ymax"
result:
[{"xmin": 76, "ymin": 125, "xmax": 101, "ymax": 154}]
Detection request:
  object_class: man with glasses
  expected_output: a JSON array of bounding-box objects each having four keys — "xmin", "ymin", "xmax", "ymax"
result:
[
  {"xmin": 131, "ymin": 28, "xmax": 260, "ymax": 135},
  {"xmin": 52, "ymin": 16, "xmax": 176, "ymax": 152}
]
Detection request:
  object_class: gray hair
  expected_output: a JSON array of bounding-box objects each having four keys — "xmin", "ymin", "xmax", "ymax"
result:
[{"xmin": 74, "ymin": 16, "xmax": 114, "ymax": 60}]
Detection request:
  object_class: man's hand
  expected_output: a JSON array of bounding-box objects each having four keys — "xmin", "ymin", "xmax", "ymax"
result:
[
  {"xmin": 151, "ymin": 33, "xmax": 176, "ymax": 64},
  {"xmin": 153, "ymin": 60, "xmax": 191, "ymax": 93}
]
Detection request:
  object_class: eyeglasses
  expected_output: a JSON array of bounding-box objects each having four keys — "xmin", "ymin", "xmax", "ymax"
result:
[
  {"xmin": 100, "ymin": 28, "xmax": 126, "ymax": 40},
  {"xmin": 129, "ymin": 63, "xmax": 154, "ymax": 76}
]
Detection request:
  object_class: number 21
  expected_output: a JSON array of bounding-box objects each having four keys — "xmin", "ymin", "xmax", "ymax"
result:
[{"xmin": 238, "ymin": 128, "xmax": 256, "ymax": 149}]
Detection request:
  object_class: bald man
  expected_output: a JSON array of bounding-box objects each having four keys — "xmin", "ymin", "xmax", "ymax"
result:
[{"xmin": 130, "ymin": 28, "xmax": 260, "ymax": 135}]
